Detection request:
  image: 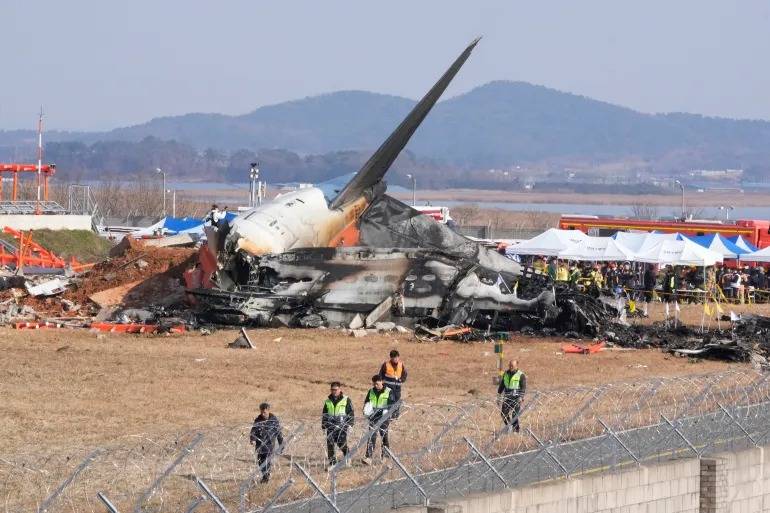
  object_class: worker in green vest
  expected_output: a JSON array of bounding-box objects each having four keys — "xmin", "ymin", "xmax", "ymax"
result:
[
  {"xmin": 362, "ymin": 375, "xmax": 396, "ymax": 465},
  {"xmin": 497, "ymin": 360, "xmax": 527, "ymax": 432},
  {"xmin": 322, "ymin": 381, "xmax": 354, "ymax": 468}
]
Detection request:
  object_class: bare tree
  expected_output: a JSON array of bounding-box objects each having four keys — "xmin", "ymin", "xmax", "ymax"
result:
[
  {"xmin": 629, "ymin": 203, "xmax": 659, "ymax": 219},
  {"xmin": 451, "ymin": 204, "xmax": 481, "ymax": 226}
]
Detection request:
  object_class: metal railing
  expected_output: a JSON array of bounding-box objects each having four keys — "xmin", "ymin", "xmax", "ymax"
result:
[
  {"xmin": 3, "ymin": 370, "xmax": 769, "ymax": 513},
  {"xmin": 67, "ymin": 184, "xmax": 104, "ymax": 230}
]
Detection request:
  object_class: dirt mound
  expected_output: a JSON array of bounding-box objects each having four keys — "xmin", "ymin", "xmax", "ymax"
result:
[{"xmin": 64, "ymin": 238, "xmax": 197, "ymax": 309}]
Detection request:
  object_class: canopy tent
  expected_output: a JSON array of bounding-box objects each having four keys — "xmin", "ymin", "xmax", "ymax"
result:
[
  {"xmin": 686, "ymin": 233, "xmax": 746, "ymax": 259},
  {"xmin": 728, "ymin": 235, "xmax": 758, "ymax": 253},
  {"xmin": 739, "ymin": 245, "xmax": 770, "ymax": 263},
  {"xmin": 633, "ymin": 239, "xmax": 723, "ymax": 266},
  {"xmin": 557, "ymin": 236, "xmax": 636, "ymax": 261},
  {"xmin": 612, "ymin": 232, "xmax": 681, "ymax": 253},
  {"xmin": 505, "ymin": 228, "xmax": 588, "ymax": 256}
]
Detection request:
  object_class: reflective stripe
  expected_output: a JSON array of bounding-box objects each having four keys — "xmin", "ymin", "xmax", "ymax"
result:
[
  {"xmin": 503, "ymin": 370, "xmax": 523, "ymax": 391},
  {"xmin": 324, "ymin": 396, "xmax": 349, "ymax": 416},
  {"xmin": 367, "ymin": 388, "xmax": 391, "ymax": 409},
  {"xmin": 384, "ymin": 361, "xmax": 403, "ymax": 380}
]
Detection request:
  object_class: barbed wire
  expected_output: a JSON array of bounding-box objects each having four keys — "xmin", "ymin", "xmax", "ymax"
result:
[{"xmin": 3, "ymin": 369, "xmax": 769, "ymax": 513}]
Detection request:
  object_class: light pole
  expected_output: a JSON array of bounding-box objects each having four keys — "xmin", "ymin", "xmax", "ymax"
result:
[
  {"xmin": 718, "ymin": 205, "xmax": 734, "ymax": 221},
  {"xmin": 406, "ymin": 173, "xmax": 417, "ymax": 206},
  {"xmin": 674, "ymin": 180, "xmax": 685, "ymax": 220},
  {"xmin": 156, "ymin": 167, "xmax": 166, "ymax": 217},
  {"xmin": 169, "ymin": 189, "xmax": 176, "ymax": 218}
]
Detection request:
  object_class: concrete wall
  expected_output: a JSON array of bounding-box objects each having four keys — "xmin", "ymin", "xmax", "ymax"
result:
[
  {"xmin": 438, "ymin": 457, "xmax": 701, "ymax": 513},
  {"xmin": 398, "ymin": 447, "xmax": 770, "ymax": 513},
  {"xmin": 0, "ymin": 214, "xmax": 92, "ymax": 231},
  {"xmin": 705, "ymin": 447, "xmax": 769, "ymax": 513}
]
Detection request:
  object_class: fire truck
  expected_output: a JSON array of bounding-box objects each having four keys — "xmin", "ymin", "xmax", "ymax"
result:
[{"xmin": 559, "ymin": 215, "xmax": 770, "ymax": 249}]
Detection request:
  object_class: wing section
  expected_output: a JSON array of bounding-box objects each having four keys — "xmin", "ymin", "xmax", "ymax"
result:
[{"xmin": 329, "ymin": 37, "xmax": 481, "ymax": 209}]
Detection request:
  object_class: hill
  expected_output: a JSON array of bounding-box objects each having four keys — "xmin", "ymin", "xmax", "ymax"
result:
[{"xmin": 4, "ymin": 81, "xmax": 770, "ymax": 176}]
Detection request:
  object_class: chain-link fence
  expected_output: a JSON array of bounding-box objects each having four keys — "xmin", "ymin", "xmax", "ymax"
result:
[{"xmin": 4, "ymin": 370, "xmax": 770, "ymax": 513}]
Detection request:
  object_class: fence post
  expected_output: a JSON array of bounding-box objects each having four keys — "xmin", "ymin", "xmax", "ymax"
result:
[
  {"xmin": 195, "ymin": 476, "xmax": 231, "ymax": 513},
  {"xmin": 463, "ymin": 437, "xmax": 508, "ymax": 487},
  {"xmin": 660, "ymin": 414, "xmax": 699, "ymax": 457},
  {"xmin": 597, "ymin": 418, "xmax": 640, "ymax": 465},
  {"xmin": 38, "ymin": 448, "xmax": 103, "ymax": 513},
  {"xmin": 293, "ymin": 462, "xmax": 342, "ymax": 513},
  {"xmin": 718, "ymin": 403, "xmax": 759, "ymax": 447},
  {"xmin": 134, "ymin": 432, "xmax": 204, "ymax": 513},
  {"xmin": 383, "ymin": 447, "xmax": 429, "ymax": 505},
  {"xmin": 527, "ymin": 429, "xmax": 569, "ymax": 477},
  {"xmin": 96, "ymin": 492, "xmax": 121, "ymax": 513}
]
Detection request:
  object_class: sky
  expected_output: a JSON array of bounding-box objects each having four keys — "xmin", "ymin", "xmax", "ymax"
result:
[{"xmin": 2, "ymin": 0, "xmax": 770, "ymax": 131}]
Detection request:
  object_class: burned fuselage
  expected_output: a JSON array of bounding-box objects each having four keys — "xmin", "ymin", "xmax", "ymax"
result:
[
  {"xmin": 190, "ymin": 39, "xmax": 563, "ymax": 330},
  {"xmin": 194, "ymin": 245, "xmax": 555, "ymax": 329}
]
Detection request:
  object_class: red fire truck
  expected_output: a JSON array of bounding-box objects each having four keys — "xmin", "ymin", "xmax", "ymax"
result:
[{"xmin": 559, "ymin": 215, "xmax": 770, "ymax": 249}]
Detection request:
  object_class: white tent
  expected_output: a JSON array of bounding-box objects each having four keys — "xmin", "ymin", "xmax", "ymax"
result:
[
  {"xmin": 633, "ymin": 239, "xmax": 723, "ymax": 266},
  {"xmin": 505, "ymin": 228, "xmax": 588, "ymax": 256},
  {"xmin": 612, "ymin": 232, "xmax": 680, "ymax": 253},
  {"xmin": 558, "ymin": 236, "xmax": 636, "ymax": 261},
  {"xmin": 739, "ymin": 246, "xmax": 770, "ymax": 262}
]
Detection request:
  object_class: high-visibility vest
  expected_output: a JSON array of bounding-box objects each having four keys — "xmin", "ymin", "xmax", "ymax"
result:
[
  {"xmin": 324, "ymin": 396, "xmax": 349, "ymax": 417},
  {"xmin": 502, "ymin": 370, "xmax": 523, "ymax": 392},
  {"xmin": 556, "ymin": 267, "xmax": 569, "ymax": 281},
  {"xmin": 368, "ymin": 388, "xmax": 391, "ymax": 409},
  {"xmin": 384, "ymin": 361, "xmax": 403, "ymax": 380}
]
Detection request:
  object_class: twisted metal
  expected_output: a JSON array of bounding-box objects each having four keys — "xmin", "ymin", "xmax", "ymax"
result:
[{"xmin": 3, "ymin": 370, "xmax": 769, "ymax": 513}]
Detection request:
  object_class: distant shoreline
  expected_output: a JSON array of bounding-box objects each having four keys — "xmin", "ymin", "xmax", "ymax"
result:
[{"xmin": 387, "ymin": 189, "xmax": 770, "ymax": 208}]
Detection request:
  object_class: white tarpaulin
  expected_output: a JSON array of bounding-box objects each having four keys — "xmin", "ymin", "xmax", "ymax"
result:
[
  {"xmin": 558, "ymin": 236, "xmax": 636, "ymax": 261},
  {"xmin": 633, "ymin": 239, "xmax": 723, "ymax": 266},
  {"xmin": 612, "ymin": 232, "xmax": 680, "ymax": 253},
  {"xmin": 739, "ymin": 246, "xmax": 770, "ymax": 262},
  {"xmin": 505, "ymin": 228, "xmax": 588, "ymax": 256}
]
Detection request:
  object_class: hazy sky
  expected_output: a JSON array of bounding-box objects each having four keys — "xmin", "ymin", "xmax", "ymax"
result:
[{"xmin": 3, "ymin": 1, "xmax": 770, "ymax": 131}]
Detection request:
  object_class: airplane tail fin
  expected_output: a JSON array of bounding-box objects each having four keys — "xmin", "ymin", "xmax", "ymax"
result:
[{"xmin": 329, "ymin": 37, "xmax": 481, "ymax": 209}]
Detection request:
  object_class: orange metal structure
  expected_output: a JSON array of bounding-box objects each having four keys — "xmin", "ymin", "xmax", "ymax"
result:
[
  {"xmin": 559, "ymin": 215, "xmax": 770, "ymax": 249},
  {"xmin": 0, "ymin": 227, "xmax": 87, "ymax": 270},
  {"xmin": 0, "ymin": 163, "xmax": 56, "ymax": 202}
]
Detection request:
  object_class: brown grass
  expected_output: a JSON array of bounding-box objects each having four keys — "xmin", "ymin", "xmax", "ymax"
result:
[{"xmin": 0, "ymin": 325, "xmax": 738, "ymax": 456}]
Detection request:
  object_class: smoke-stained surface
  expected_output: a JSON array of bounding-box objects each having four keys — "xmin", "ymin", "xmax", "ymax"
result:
[{"xmin": 359, "ymin": 194, "xmax": 522, "ymax": 276}]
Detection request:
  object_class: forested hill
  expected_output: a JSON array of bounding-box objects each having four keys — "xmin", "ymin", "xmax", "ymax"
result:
[{"xmin": 4, "ymin": 81, "xmax": 770, "ymax": 178}]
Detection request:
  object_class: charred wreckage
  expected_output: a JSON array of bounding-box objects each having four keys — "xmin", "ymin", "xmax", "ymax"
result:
[
  {"xmin": 188, "ymin": 38, "xmax": 613, "ymax": 336},
  {"xmin": 185, "ymin": 40, "xmax": 770, "ymax": 367}
]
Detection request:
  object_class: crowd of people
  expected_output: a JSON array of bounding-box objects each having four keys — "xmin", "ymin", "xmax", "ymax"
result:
[{"xmin": 524, "ymin": 256, "xmax": 770, "ymax": 304}]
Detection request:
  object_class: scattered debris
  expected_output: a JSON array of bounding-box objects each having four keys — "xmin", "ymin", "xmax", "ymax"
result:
[
  {"xmin": 562, "ymin": 341, "xmax": 605, "ymax": 355},
  {"xmin": 228, "ymin": 327, "xmax": 255, "ymax": 349},
  {"xmin": 26, "ymin": 277, "xmax": 70, "ymax": 297}
]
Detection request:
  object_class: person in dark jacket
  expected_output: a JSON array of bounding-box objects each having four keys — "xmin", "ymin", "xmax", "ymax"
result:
[
  {"xmin": 322, "ymin": 381, "xmax": 354, "ymax": 468},
  {"xmin": 497, "ymin": 360, "xmax": 527, "ymax": 432},
  {"xmin": 249, "ymin": 402, "xmax": 284, "ymax": 483},
  {"xmin": 378, "ymin": 349, "xmax": 407, "ymax": 417},
  {"xmin": 362, "ymin": 375, "xmax": 396, "ymax": 465}
]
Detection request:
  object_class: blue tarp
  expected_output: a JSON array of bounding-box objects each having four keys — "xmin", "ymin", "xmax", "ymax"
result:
[
  {"xmin": 727, "ymin": 235, "xmax": 758, "ymax": 253},
  {"xmin": 161, "ymin": 212, "xmax": 238, "ymax": 234},
  {"xmin": 685, "ymin": 233, "xmax": 747, "ymax": 258}
]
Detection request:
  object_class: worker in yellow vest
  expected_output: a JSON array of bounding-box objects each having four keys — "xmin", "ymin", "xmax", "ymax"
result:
[
  {"xmin": 556, "ymin": 262, "xmax": 569, "ymax": 282},
  {"xmin": 322, "ymin": 381, "xmax": 354, "ymax": 468},
  {"xmin": 362, "ymin": 375, "xmax": 396, "ymax": 465},
  {"xmin": 379, "ymin": 349, "xmax": 408, "ymax": 417},
  {"xmin": 497, "ymin": 360, "xmax": 527, "ymax": 432}
]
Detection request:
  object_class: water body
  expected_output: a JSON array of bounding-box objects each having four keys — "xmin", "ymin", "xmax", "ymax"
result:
[
  {"xmin": 439, "ymin": 200, "xmax": 770, "ymax": 220},
  {"xmin": 159, "ymin": 181, "xmax": 770, "ymax": 220}
]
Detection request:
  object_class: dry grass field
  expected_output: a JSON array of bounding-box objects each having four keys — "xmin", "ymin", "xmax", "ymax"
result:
[{"xmin": 0, "ymin": 305, "xmax": 747, "ymax": 457}]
